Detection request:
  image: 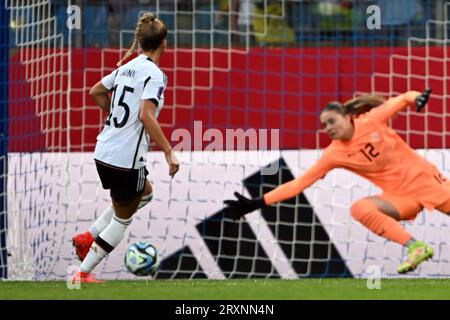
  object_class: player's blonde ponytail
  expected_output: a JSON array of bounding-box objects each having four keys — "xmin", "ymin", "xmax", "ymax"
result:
[
  {"xmin": 344, "ymin": 95, "xmax": 386, "ymax": 115},
  {"xmin": 116, "ymin": 13, "xmax": 163, "ymax": 67}
]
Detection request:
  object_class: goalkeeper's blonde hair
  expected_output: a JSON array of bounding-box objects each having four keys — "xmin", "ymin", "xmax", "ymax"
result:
[{"xmin": 116, "ymin": 12, "xmax": 167, "ymax": 67}]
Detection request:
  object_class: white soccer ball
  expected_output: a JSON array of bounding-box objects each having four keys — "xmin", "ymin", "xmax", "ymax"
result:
[{"xmin": 124, "ymin": 242, "xmax": 160, "ymax": 276}]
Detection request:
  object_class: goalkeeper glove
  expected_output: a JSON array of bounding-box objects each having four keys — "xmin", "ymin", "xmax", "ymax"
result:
[
  {"xmin": 223, "ymin": 192, "xmax": 267, "ymax": 220},
  {"xmin": 415, "ymin": 88, "xmax": 431, "ymax": 112}
]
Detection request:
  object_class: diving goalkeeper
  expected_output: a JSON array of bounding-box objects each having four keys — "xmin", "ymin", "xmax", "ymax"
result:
[{"xmin": 224, "ymin": 89, "xmax": 448, "ymax": 274}]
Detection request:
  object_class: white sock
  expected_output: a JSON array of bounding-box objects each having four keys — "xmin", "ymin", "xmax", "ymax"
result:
[
  {"xmin": 99, "ymin": 214, "xmax": 132, "ymax": 248},
  {"xmin": 80, "ymin": 214, "xmax": 132, "ymax": 274},
  {"xmin": 88, "ymin": 206, "xmax": 114, "ymax": 238},
  {"xmin": 79, "ymin": 242, "xmax": 107, "ymax": 273}
]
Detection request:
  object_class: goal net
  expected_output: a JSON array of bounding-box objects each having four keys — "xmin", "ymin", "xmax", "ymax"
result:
[
  {"xmin": 4, "ymin": 0, "xmax": 71, "ymax": 280},
  {"xmin": 3, "ymin": 0, "xmax": 450, "ymax": 280}
]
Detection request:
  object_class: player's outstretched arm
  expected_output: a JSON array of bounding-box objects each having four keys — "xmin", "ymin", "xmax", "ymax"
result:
[
  {"xmin": 139, "ymin": 99, "xmax": 180, "ymax": 177},
  {"xmin": 223, "ymin": 161, "xmax": 332, "ymax": 220},
  {"xmin": 377, "ymin": 88, "xmax": 431, "ymax": 121},
  {"xmin": 415, "ymin": 88, "xmax": 431, "ymax": 112},
  {"xmin": 223, "ymin": 192, "xmax": 267, "ymax": 220},
  {"xmin": 89, "ymin": 81, "xmax": 112, "ymax": 113}
]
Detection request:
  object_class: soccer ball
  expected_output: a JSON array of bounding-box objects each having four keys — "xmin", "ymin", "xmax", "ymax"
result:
[{"xmin": 124, "ymin": 242, "xmax": 160, "ymax": 276}]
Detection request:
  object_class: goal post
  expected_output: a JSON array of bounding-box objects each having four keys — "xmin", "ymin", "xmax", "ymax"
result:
[
  {"xmin": 4, "ymin": 0, "xmax": 70, "ymax": 280},
  {"xmin": 3, "ymin": 0, "xmax": 450, "ymax": 280},
  {"xmin": 0, "ymin": 0, "xmax": 9, "ymax": 279}
]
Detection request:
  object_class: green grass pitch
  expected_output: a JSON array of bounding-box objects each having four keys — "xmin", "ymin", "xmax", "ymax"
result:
[{"xmin": 1, "ymin": 279, "xmax": 450, "ymax": 300}]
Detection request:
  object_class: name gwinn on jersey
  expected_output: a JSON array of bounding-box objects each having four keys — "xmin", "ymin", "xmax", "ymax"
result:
[{"xmin": 94, "ymin": 54, "xmax": 167, "ymax": 169}]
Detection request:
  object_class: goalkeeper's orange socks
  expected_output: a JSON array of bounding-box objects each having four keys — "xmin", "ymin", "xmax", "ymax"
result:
[
  {"xmin": 80, "ymin": 213, "xmax": 132, "ymax": 273},
  {"xmin": 351, "ymin": 198, "xmax": 412, "ymax": 246}
]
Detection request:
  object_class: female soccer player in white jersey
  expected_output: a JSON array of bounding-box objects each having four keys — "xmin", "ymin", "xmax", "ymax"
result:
[{"xmin": 71, "ymin": 13, "xmax": 179, "ymax": 283}]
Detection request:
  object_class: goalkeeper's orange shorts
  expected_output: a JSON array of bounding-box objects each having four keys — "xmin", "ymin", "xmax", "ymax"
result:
[{"xmin": 380, "ymin": 178, "xmax": 450, "ymax": 221}]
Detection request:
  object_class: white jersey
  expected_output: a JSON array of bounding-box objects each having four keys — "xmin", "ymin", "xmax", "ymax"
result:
[{"xmin": 94, "ymin": 54, "xmax": 167, "ymax": 169}]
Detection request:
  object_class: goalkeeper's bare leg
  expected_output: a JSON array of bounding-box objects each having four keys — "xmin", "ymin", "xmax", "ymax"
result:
[{"xmin": 72, "ymin": 181, "xmax": 153, "ymax": 261}]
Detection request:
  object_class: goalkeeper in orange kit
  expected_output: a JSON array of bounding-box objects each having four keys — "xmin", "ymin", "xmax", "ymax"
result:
[{"xmin": 224, "ymin": 88, "xmax": 449, "ymax": 274}]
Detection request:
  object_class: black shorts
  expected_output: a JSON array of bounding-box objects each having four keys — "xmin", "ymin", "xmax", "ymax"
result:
[{"xmin": 95, "ymin": 160, "xmax": 148, "ymax": 202}]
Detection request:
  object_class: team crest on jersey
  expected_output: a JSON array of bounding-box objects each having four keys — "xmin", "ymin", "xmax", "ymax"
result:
[{"xmin": 370, "ymin": 132, "xmax": 380, "ymax": 142}]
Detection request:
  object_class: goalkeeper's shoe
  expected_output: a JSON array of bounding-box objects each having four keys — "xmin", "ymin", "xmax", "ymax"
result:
[
  {"xmin": 397, "ymin": 240, "xmax": 434, "ymax": 274},
  {"xmin": 71, "ymin": 271, "xmax": 105, "ymax": 284},
  {"xmin": 72, "ymin": 231, "xmax": 95, "ymax": 261}
]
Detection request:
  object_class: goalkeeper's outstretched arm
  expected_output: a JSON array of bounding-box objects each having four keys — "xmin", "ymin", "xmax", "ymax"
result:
[
  {"xmin": 375, "ymin": 89, "xmax": 431, "ymax": 123},
  {"xmin": 263, "ymin": 165, "xmax": 328, "ymax": 205},
  {"xmin": 223, "ymin": 160, "xmax": 332, "ymax": 219}
]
